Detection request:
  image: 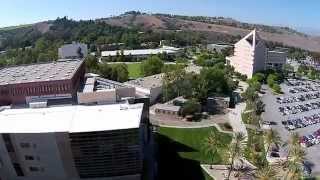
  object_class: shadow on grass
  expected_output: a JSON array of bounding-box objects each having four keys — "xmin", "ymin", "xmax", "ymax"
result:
[{"xmin": 156, "ymin": 134, "xmax": 208, "ymax": 180}]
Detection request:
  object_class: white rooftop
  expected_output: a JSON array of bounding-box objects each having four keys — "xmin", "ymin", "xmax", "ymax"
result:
[
  {"xmin": 0, "ymin": 103, "xmax": 143, "ymax": 133},
  {"xmin": 101, "ymin": 46, "xmax": 180, "ymax": 57}
]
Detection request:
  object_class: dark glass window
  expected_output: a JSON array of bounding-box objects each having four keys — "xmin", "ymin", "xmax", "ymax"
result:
[{"xmin": 13, "ymin": 163, "xmax": 24, "ymax": 176}]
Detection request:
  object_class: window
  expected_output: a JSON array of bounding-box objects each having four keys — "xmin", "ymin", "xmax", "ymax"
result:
[
  {"xmin": 2, "ymin": 134, "xmax": 15, "ymax": 152},
  {"xmin": 29, "ymin": 166, "xmax": 39, "ymax": 172},
  {"xmin": 20, "ymin": 143, "xmax": 30, "ymax": 148},
  {"xmin": 25, "ymin": 155, "xmax": 34, "ymax": 161},
  {"xmin": 13, "ymin": 163, "xmax": 24, "ymax": 176}
]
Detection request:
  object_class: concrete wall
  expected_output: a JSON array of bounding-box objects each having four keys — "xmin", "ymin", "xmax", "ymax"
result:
[
  {"xmin": 0, "ymin": 133, "xmax": 69, "ymax": 180},
  {"xmin": 77, "ymin": 90, "xmax": 117, "ymax": 104},
  {"xmin": 0, "ymin": 133, "xmax": 142, "ymax": 180},
  {"xmin": 116, "ymin": 87, "xmax": 136, "ymax": 101},
  {"xmin": 77, "ymin": 87, "xmax": 136, "ymax": 104}
]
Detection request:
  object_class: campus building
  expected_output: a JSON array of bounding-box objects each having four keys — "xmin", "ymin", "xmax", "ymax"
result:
[
  {"xmin": 77, "ymin": 75, "xmax": 136, "ymax": 105},
  {"xmin": 101, "ymin": 46, "xmax": 181, "ymax": 59},
  {"xmin": 206, "ymin": 43, "xmax": 233, "ymax": 53},
  {"xmin": 226, "ymin": 29, "xmax": 287, "ymax": 78},
  {"xmin": 125, "ymin": 74, "xmax": 163, "ymax": 104},
  {"xmin": 0, "ymin": 103, "xmax": 148, "ymax": 180},
  {"xmin": 0, "ymin": 59, "xmax": 85, "ymax": 106}
]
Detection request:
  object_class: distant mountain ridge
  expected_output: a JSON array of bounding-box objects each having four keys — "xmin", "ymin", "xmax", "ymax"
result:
[{"xmin": 1, "ymin": 11, "xmax": 320, "ymax": 52}]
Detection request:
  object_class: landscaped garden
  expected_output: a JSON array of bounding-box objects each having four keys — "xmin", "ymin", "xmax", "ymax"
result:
[{"xmin": 156, "ymin": 127, "xmax": 232, "ymax": 180}]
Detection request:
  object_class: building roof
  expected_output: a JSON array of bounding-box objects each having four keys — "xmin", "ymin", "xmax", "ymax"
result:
[
  {"xmin": 0, "ymin": 103, "xmax": 143, "ymax": 133},
  {"xmin": 81, "ymin": 76, "xmax": 128, "ymax": 93},
  {"xmin": 125, "ymin": 73, "xmax": 163, "ymax": 89},
  {"xmin": 101, "ymin": 46, "xmax": 180, "ymax": 57},
  {"xmin": 0, "ymin": 59, "xmax": 83, "ymax": 86}
]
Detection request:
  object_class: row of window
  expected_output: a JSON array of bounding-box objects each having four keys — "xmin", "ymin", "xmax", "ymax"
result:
[
  {"xmin": 24, "ymin": 155, "xmax": 40, "ymax": 161},
  {"xmin": 0, "ymin": 83, "xmax": 71, "ymax": 96},
  {"xmin": 20, "ymin": 142, "xmax": 37, "ymax": 149}
]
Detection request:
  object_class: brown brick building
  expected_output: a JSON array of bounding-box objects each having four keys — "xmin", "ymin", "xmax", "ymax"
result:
[{"xmin": 0, "ymin": 59, "xmax": 85, "ymax": 105}]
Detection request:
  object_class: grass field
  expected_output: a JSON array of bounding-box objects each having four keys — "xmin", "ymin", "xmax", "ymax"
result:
[
  {"xmin": 127, "ymin": 63, "xmax": 142, "ymax": 79},
  {"xmin": 157, "ymin": 127, "xmax": 232, "ymax": 180}
]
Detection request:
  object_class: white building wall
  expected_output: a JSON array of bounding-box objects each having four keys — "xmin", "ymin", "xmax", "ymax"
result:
[{"xmin": 13, "ymin": 133, "xmax": 67, "ymax": 180}]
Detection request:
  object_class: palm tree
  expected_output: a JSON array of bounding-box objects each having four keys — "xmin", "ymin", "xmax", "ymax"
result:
[
  {"xmin": 203, "ymin": 131, "xmax": 224, "ymax": 169},
  {"xmin": 286, "ymin": 146, "xmax": 306, "ymax": 180},
  {"xmin": 284, "ymin": 132, "xmax": 300, "ymax": 160},
  {"xmin": 227, "ymin": 132, "xmax": 247, "ymax": 179},
  {"xmin": 254, "ymin": 100, "xmax": 265, "ymax": 116},
  {"xmin": 255, "ymin": 165, "xmax": 277, "ymax": 180},
  {"xmin": 264, "ymin": 129, "xmax": 282, "ymax": 153},
  {"xmin": 282, "ymin": 132, "xmax": 306, "ymax": 180}
]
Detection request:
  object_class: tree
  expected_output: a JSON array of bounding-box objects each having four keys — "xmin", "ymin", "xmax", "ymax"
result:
[
  {"xmin": 286, "ymin": 146, "xmax": 306, "ymax": 180},
  {"xmin": 254, "ymin": 100, "xmax": 265, "ymax": 116},
  {"xmin": 255, "ymin": 165, "xmax": 277, "ymax": 180},
  {"xmin": 203, "ymin": 131, "xmax": 225, "ymax": 169},
  {"xmin": 282, "ymin": 133, "xmax": 306, "ymax": 180},
  {"xmin": 99, "ymin": 62, "xmax": 112, "ymax": 79},
  {"xmin": 180, "ymin": 99, "xmax": 201, "ymax": 117},
  {"xmin": 283, "ymin": 64, "xmax": 294, "ymax": 76},
  {"xmin": 252, "ymin": 73, "xmax": 265, "ymax": 83},
  {"xmin": 110, "ymin": 63, "xmax": 129, "ymax": 82},
  {"xmin": 141, "ymin": 55, "xmax": 164, "ymax": 76},
  {"xmin": 248, "ymin": 79, "xmax": 261, "ymax": 92},
  {"xmin": 227, "ymin": 132, "xmax": 247, "ymax": 179},
  {"xmin": 264, "ymin": 129, "xmax": 282, "ymax": 153},
  {"xmin": 85, "ymin": 55, "xmax": 99, "ymax": 73}
]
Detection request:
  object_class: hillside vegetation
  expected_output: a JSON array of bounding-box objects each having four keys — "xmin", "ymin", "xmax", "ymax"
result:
[
  {"xmin": 1, "ymin": 11, "xmax": 320, "ymax": 67},
  {"xmin": 101, "ymin": 12, "xmax": 320, "ymax": 52}
]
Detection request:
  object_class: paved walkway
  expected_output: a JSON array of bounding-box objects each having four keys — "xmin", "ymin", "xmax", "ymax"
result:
[
  {"xmin": 201, "ymin": 159, "xmax": 257, "ymax": 180},
  {"xmin": 228, "ymin": 102, "xmax": 248, "ymax": 140}
]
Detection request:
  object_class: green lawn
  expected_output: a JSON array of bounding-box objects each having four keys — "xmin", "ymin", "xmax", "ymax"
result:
[
  {"xmin": 127, "ymin": 63, "xmax": 142, "ymax": 79},
  {"xmin": 157, "ymin": 127, "xmax": 232, "ymax": 180}
]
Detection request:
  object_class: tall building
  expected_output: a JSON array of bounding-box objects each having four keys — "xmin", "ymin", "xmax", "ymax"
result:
[
  {"xmin": 0, "ymin": 103, "xmax": 147, "ymax": 180},
  {"xmin": 58, "ymin": 43, "xmax": 88, "ymax": 59},
  {"xmin": 226, "ymin": 29, "xmax": 286, "ymax": 78},
  {"xmin": 0, "ymin": 59, "xmax": 85, "ymax": 106}
]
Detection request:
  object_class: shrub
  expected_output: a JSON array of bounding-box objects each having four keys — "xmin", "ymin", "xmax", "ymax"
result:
[{"xmin": 181, "ymin": 99, "xmax": 201, "ymax": 117}]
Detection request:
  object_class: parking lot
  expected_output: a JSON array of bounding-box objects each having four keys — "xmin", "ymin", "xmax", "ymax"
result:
[{"xmin": 261, "ymin": 79, "xmax": 320, "ymax": 175}]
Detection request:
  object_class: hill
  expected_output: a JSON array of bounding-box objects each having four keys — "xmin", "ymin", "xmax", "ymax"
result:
[
  {"xmin": 1, "ymin": 12, "xmax": 320, "ymax": 53},
  {"xmin": 100, "ymin": 12, "xmax": 320, "ymax": 52}
]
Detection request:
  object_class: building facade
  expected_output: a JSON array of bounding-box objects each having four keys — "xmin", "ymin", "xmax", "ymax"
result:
[
  {"xmin": 0, "ymin": 103, "xmax": 147, "ymax": 180},
  {"xmin": 266, "ymin": 50, "xmax": 287, "ymax": 70},
  {"xmin": 227, "ymin": 30, "xmax": 287, "ymax": 78}
]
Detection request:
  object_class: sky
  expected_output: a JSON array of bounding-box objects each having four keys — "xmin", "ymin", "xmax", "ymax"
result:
[{"xmin": 1, "ymin": 0, "xmax": 320, "ymax": 33}]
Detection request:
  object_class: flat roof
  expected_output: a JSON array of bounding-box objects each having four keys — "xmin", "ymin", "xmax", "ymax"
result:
[
  {"xmin": 0, "ymin": 59, "xmax": 83, "ymax": 86},
  {"xmin": 0, "ymin": 103, "xmax": 143, "ymax": 133},
  {"xmin": 81, "ymin": 77, "xmax": 128, "ymax": 93},
  {"xmin": 101, "ymin": 46, "xmax": 180, "ymax": 57},
  {"xmin": 125, "ymin": 73, "xmax": 163, "ymax": 89}
]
